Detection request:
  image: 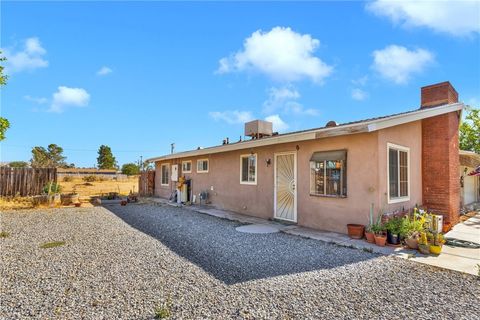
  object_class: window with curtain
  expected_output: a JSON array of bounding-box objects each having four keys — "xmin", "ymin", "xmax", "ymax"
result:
[
  {"xmin": 388, "ymin": 144, "xmax": 409, "ymax": 202},
  {"xmin": 310, "ymin": 150, "xmax": 347, "ymax": 197},
  {"xmin": 240, "ymin": 154, "xmax": 257, "ymax": 184},
  {"xmin": 197, "ymin": 159, "xmax": 209, "ymax": 173}
]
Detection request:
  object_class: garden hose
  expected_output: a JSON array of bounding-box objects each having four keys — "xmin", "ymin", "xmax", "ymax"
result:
[{"xmin": 444, "ymin": 238, "xmax": 480, "ymax": 249}]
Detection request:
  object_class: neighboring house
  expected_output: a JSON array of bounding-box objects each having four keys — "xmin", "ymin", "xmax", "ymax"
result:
[
  {"xmin": 459, "ymin": 150, "xmax": 480, "ymax": 209},
  {"xmin": 147, "ymin": 82, "xmax": 463, "ymax": 233}
]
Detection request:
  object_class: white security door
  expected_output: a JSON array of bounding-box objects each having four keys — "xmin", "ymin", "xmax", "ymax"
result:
[{"xmin": 274, "ymin": 152, "xmax": 297, "ymax": 222}]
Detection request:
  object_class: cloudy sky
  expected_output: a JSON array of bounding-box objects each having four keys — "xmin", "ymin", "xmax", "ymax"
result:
[{"xmin": 1, "ymin": 1, "xmax": 479, "ymax": 167}]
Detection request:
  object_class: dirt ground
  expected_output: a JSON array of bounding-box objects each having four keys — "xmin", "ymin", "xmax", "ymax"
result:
[{"xmin": 59, "ymin": 176, "xmax": 139, "ymax": 197}]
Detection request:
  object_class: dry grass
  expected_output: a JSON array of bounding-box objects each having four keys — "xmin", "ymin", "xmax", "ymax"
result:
[
  {"xmin": 59, "ymin": 176, "xmax": 139, "ymax": 197},
  {"xmin": 0, "ymin": 197, "xmax": 35, "ymax": 210}
]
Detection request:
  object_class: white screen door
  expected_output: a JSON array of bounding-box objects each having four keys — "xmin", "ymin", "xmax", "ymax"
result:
[{"xmin": 274, "ymin": 152, "xmax": 297, "ymax": 222}]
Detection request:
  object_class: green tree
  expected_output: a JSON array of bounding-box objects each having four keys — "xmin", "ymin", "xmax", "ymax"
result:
[
  {"xmin": 459, "ymin": 107, "xmax": 480, "ymax": 154},
  {"xmin": 8, "ymin": 161, "xmax": 29, "ymax": 168},
  {"xmin": 31, "ymin": 144, "xmax": 68, "ymax": 168},
  {"xmin": 97, "ymin": 145, "xmax": 117, "ymax": 169},
  {"xmin": 121, "ymin": 163, "xmax": 140, "ymax": 176},
  {"xmin": 0, "ymin": 50, "xmax": 10, "ymax": 141}
]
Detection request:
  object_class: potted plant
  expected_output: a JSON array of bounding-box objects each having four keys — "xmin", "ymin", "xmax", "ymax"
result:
[
  {"xmin": 372, "ymin": 222, "xmax": 387, "ymax": 247},
  {"xmin": 418, "ymin": 232, "xmax": 430, "ymax": 255},
  {"xmin": 347, "ymin": 224, "xmax": 365, "ymax": 239},
  {"xmin": 385, "ymin": 217, "xmax": 402, "ymax": 245},
  {"xmin": 364, "ymin": 203, "xmax": 375, "ymax": 243},
  {"xmin": 403, "ymin": 212, "xmax": 425, "ymax": 249},
  {"xmin": 429, "ymin": 232, "xmax": 445, "ymax": 255}
]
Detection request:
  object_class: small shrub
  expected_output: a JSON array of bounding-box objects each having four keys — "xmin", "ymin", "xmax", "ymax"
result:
[
  {"xmin": 362, "ymin": 247, "xmax": 373, "ymax": 253},
  {"xmin": 154, "ymin": 306, "xmax": 171, "ymax": 319},
  {"xmin": 62, "ymin": 176, "xmax": 73, "ymax": 182},
  {"xmin": 43, "ymin": 182, "xmax": 61, "ymax": 194},
  {"xmin": 83, "ymin": 175, "xmax": 97, "ymax": 182},
  {"xmin": 40, "ymin": 241, "xmax": 66, "ymax": 249},
  {"xmin": 0, "ymin": 231, "xmax": 10, "ymax": 238},
  {"xmin": 97, "ymin": 176, "xmax": 106, "ymax": 182}
]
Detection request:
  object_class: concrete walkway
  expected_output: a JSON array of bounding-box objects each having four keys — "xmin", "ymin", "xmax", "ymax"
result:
[{"xmin": 140, "ymin": 197, "xmax": 480, "ymax": 275}]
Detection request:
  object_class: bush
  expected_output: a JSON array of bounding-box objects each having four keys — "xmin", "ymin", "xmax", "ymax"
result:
[
  {"xmin": 43, "ymin": 182, "xmax": 61, "ymax": 194},
  {"xmin": 62, "ymin": 176, "xmax": 73, "ymax": 182},
  {"xmin": 83, "ymin": 175, "xmax": 97, "ymax": 182},
  {"xmin": 121, "ymin": 163, "xmax": 140, "ymax": 176}
]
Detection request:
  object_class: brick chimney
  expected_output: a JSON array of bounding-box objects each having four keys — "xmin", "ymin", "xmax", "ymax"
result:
[{"xmin": 421, "ymin": 81, "xmax": 460, "ymax": 224}]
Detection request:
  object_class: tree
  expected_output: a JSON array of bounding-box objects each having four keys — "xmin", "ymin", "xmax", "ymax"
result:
[
  {"xmin": 31, "ymin": 144, "xmax": 68, "ymax": 168},
  {"xmin": 8, "ymin": 161, "xmax": 29, "ymax": 168},
  {"xmin": 121, "ymin": 163, "xmax": 140, "ymax": 176},
  {"xmin": 0, "ymin": 51, "xmax": 10, "ymax": 141},
  {"xmin": 97, "ymin": 145, "xmax": 117, "ymax": 169},
  {"xmin": 459, "ymin": 107, "xmax": 480, "ymax": 154}
]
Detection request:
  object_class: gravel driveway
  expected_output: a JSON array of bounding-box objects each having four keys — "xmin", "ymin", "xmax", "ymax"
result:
[{"xmin": 1, "ymin": 204, "xmax": 479, "ymax": 319}]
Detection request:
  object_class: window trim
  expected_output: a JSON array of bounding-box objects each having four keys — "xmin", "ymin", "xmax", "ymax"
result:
[
  {"xmin": 182, "ymin": 160, "xmax": 192, "ymax": 173},
  {"xmin": 387, "ymin": 143, "xmax": 410, "ymax": 204},
  {"xmin": 160, "ymin": 163, "xmax": 170, "ymax": 186},
  {"xmin": 239, "ymin": 153, "xmax": 257, "ymax": 185},
  {"xmin": 196, "ymin": 158, "xmax": 209, "ymax": 173}
]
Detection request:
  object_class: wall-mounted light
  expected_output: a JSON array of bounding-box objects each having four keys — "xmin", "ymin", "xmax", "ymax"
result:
[
  {"xmin": 296, "ymin": 145, "xmax": 300, "ymax": 151},
  {"xmin": 265, "ymin": 158, "xmax": 271, "ymax": 166}
]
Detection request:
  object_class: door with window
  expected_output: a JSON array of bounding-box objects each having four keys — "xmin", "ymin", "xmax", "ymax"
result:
[{"xmin": 274, "ymin": 152, "xmax": 297, "ymax": 222}]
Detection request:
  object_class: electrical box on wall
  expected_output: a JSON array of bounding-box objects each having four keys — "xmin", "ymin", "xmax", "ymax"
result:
[{"xmin": 171, "ymin": 164, "xmax": 179, "ymax": 182}]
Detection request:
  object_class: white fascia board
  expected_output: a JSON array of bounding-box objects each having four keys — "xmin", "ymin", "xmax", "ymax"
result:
[
  {"xmin": 147, "ymin": 131, "xmax": 317, "ymax": 162},
  {"xmin": 367, "ymin": 102, "xmax": 464, "ymax": 132}
]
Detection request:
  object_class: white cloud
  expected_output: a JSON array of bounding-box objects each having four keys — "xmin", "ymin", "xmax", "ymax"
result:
[
  {"xmin": 351, "ymin": 88, "xmax": 368, "ymax": 101},
  {"xmin": 367, "ymin": 0, "xmax": 480, "ymax": 36},
  {"xmin": 24, "ymin": 95, "xmax": 48, "ymax": 104},
  {"xmin": 209, "ymin": 110, "xmax": 254, "ymax": 124},
  {"xmin": 265, "ymin": 114, "xmax": 289, "ymax": 132},
  {"xmin": 2, "ymin": 37, "xmax": 48, "ymax": 74},
  {"xmin": 351, "ymin": 75, "xmax": 368, "ymax": 86},
  {"xmin": 217, "ymin": 26, "xmax": 333, "ymax": 83},
  {"xmin": 263, "ymin": 86, "xmax": 319, "ymax": 116},
  {"xmin": 96, "ymin": 66, "xmax": 112, "ymax": 76},
  {"xmin": 372, "ymin": 45, "xmax": 434, "ymax": 84},
  {"xmin": 49, "ymin": 86, "xmax": 90, "ymax": 113}
]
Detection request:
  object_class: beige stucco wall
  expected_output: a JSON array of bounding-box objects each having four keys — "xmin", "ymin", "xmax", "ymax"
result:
[
  {"xmin": 377, "ymin": 121, "xmax": 423, "ymax": 214},
  {"xmin": 460, "ymin": 166, "xmax": 479, "ymax": 206},
  {"xmin": 155, "ymin": 120, "xmax": 424, "ymax": 234}
]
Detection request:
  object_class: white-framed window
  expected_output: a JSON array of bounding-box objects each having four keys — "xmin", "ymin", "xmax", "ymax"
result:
[
  {"xmin": 309, "ymin": 150, "xmax": 347, "ymax": 197},
  {"xmin": 197, "ymin": 159, "xmax": 209, "ymax": 173},
  {"xmin": 240, "ymin": 154, "xmax": 257, "ymax": 185},
  {"xmin": 387, "ymin": 143, "xmax": 410, "ymax": 204},
  {"xmin": 160, "ymin": 163, "xmax": 169, "ymax": 186},
  {"xmin": 182, "ymin": 161, "xmax": 192, "ymax": 173}
]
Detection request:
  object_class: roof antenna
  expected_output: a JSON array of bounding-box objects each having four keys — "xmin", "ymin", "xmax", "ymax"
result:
[{"xmin": 171, "ymin": 143, "xmax": 175, "ymax": 154}]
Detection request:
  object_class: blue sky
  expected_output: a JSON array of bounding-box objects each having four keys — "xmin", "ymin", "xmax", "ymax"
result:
[{"xmin": 1, "ymin": 1, "xmax": 479, "ymax": 167}]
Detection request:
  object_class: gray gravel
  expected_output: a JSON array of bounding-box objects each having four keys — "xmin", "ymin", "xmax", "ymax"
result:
[{"xmin": 1, "ymin": 204, "xmax": 479, "ymax": 319}]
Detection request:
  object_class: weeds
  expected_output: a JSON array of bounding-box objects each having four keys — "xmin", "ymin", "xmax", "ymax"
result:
[
  {"xmin": 0, "ymin": 231, "xmax": 10, "ymax": 238},
  {"xmin": 154, "ymin": 296, "xmax": 172, "ymax": 319},
  {"xmin": 40, "ymin": 241, "xmax": 66, "ymax": 249},
  {"xmin": 362, "ymin": 247, "xmax": 374, "ymax": 253}
]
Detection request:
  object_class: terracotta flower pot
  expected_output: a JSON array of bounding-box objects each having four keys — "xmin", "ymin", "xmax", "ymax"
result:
[
  {"xmin": 74, "ymin": 203, "xmax": 81, "ymax": 207},
  {"xmin": 442, "ymin": 222, "xmax": 451, "ymax": 233},
  {"xmin": 347, "ymin": 224, "xmax": 365, "ymax": 239},
  {"xmin": 365, "ymin": 231, "xmax": 375, "ymax": 243},
  {"xmin": 374, "ymin": 234, "xmax": 387, "ymax": 247},
  {"xmin": 405, "ymin": 237, "xmax": 419, "ymax": 250}
]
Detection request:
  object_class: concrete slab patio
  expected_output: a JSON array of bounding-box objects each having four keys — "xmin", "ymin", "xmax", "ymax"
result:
[{"xmin": 141, "ymin": 197, "xmax": 480, "ymax": 275}]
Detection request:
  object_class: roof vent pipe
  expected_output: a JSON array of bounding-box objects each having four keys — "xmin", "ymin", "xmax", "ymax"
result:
[{"xmin": 326, "ymin": 121, "xmax": 337, "ymax": 127}]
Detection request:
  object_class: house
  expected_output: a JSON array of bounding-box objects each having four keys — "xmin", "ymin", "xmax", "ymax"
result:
[
  {"xmin": 147, "ymin": 81, "xmax": 464, "ymax": 233},
  {"xmin": 459, "ymin": 150, "xmax": 480, "ymax": 210},
  {"xmin": 57, "ymin": 168, "xmax": 124, "ymax": 180}
]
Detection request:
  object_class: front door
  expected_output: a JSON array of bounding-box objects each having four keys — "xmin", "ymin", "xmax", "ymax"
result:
[{"xmin": 274, "ymin": 152, "xmax": 297, "ymax": 222}]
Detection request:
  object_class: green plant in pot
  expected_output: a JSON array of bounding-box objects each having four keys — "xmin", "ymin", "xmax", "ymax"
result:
[
  {"xmin": 364, "ymin": 203, "xmax": 376, "ymax": 243},
  {"xmin": 372, "ymin": 220, "xmax": 387, "ymax": 247},
  {"xmin": 385, "ymin": 217, "xmax": 402, "ymax": 245},
  {"xmin": 418, "ymin": 232, "xmax": 430, "ymax": 255},
  {"xmin": 403, "ymin": 211, "xmax": 425, "ymax": 249}
]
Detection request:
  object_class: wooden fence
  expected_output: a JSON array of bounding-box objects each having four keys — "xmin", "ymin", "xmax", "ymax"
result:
[
  {"xmin": 138, "ymin": 171, "xmax": 155, "ymax": 196},
  {"xmin": 0, "ymin": 167, "xmax": 57, "ymax": 197}
]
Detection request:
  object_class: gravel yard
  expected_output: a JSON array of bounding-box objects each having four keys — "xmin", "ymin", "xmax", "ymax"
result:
[{"xmin": 1, "ymin": 204, "xmax": 479, "ymax": 319}]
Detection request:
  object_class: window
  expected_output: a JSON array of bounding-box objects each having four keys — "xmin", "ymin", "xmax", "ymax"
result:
[
  {"xmin": 182, "ymin": 161, "xmax": 192, "ymax": 173},
  {"xmin": 388, "ymin": 143, "xmax": 409, "ymax": 203},
  {"xmin": 160, "ymin": 164, "xmax": 169, "ymax": 186},
  {"xmin": 197, "ymin": 159, "xmax": 209, "ymax": 173},
  {"xmin": 309, "ymin": 150, "xmax": 347, "ymax": 197},
  {"xmin": 240, "ymin": 154, "xmax": 257, "ymax": 184}
]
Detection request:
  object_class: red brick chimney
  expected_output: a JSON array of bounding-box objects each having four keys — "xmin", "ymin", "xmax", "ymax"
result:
[{"xmin": 421, "ymin": 81, "xmax": 460, "ymax": 224}]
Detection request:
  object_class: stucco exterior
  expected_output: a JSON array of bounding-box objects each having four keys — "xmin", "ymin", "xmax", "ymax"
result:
[{"xmin": 154, "ymin": 120, "xmax": 424, "ymax": 234}]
